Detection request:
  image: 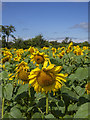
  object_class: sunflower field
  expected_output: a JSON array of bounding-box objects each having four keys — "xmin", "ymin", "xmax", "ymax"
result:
[{"xmin": 0, "ymin": 42, "xmax": 90, "ymax": 119}]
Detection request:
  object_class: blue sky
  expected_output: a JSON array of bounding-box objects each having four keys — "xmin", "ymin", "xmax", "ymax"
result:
[{"xmin": 2, "ymin": 2, "xmax": 88, "ymax": 43}]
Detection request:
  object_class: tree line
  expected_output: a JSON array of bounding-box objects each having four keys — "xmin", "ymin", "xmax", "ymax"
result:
[{"xmin": 0, "ymin": 25, "xmax": 89, "ymax": 49}]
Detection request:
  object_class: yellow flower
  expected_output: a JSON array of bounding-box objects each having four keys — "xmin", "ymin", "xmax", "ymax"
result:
[
  {"xmin": 60, "ymin": 47, "xmax": 65, "ymax": 51},
  {"xmin": 66, "ymin": 42, "xmax": 73, "ymax": 53},
  {"xmin": 11, "ymin": 61, "xmax": 30, "ymax": 84},
  {"xmin": 58, "ymin": 53, "xmax": 63, "ymax": 59},
  {"xmin": 17, "ymin": 67, "xmax": 30, "ymax": 84},
  {"xmin": 73, "ymin": 48, "xmax": 83, "ymax": 56},
  {"xmin": 30, "ymin": 51, "xmax": 48, "ymax": 64},
  {"xmin": 14, "ymin": 56, "xmax": 21, "ymax": 62},
  {"xmin": 1, "ymin": 55, "xmax": 12, "ymax": 64},
  {"xmin": 51, "ymin": 48, "xmax": 56, "ymax": 53},
  {"xmin": 42, "ymin": 47, "xmax": 49, "ymax": 50},
  {"xmin": 28, "ymin": 46, "xmax": 35, "ymax": 54},
  {"xmin": 57, "ymin": 50, "xmax": 65, "ymax": 59},
  {"xmin": 83, "ymin": 46, "xmax": 88, "ymax": 50},
  {"xmin": 53, "ymin": 53, "xmax": 56, "ymax": 58},
  {"xmin": 28, "ymin": 61, "xmax": 67, "ymax": 94},
  {"xmin": 3, "ymin": 51, "xmax": 12, "ymax": 57},
  {"xmin": 85, "ymin": 82, "xmax": 90, "ymax": 94}
]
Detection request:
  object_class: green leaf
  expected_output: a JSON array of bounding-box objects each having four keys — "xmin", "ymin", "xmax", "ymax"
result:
[
  {"xmin": 68, "ymin": 103, "xmax": 78, "ymax": 111},
  {"xmin": 61, "ymin": 86, "xmax": 79, "ymax": 100},
  {"xmin": 45, "ymin": 114, "xmax": 55, "ymax": 119},
  {"xmin": 68, "ymin": 74, "xmax": 76, "ymax": 83},
  {"xmin": 0, "ymin": 73, "xmax": 2, "ymax": 81},
  {"xmin": 10, "ymin": 107, "xmax": 22, "ymax": 118},
  {"xmin": 75, "ymin": 67, "xmax": 88, "ymax": 81},
  {"xmin": 0, "ymin": 85, "xmax": 2, "ymax": 97},
  {"xmin": 27, "ymin": 107, "xmax": 33, "ymax": 112},
  {"xmin": 2, "ymin": 71, "xmax": 8, "ymax": 80},
  {"xmin": 17, "ymin": 84, "xmax": 28, "ymax": 95},
  {"xmin": 4, "ymin": 83, "xmax": 13, "ymax": 100},
  {"xmin": 74, "ymin": 86, "xmax": 85, "ymax": 96},
  {"xmin": 32, "ymin": 112, "xmax": 44, "ymax": 119},
  {"xmin": 3, "ymin": 113, "xmax": 11, "ymax": 118},
  {"xmin": 63, "ymin": 115, "xmax": 73, "ymax": 118},
  {"xmin": 74, "ymin": 102, "xmax": 90, "ymax": 118}
]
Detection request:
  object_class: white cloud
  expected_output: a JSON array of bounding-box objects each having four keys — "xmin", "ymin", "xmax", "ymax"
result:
[
  {"xmin": 70, "ymin": 22, "xmax": 88, "ymax": 30},
  {"xmin": 47, "ymin": 36, "xmax": 88, "ymax": 43}
]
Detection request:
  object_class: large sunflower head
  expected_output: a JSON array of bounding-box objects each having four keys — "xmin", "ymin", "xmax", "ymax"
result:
[
  {"xmin": 30, "ymin": 51, "xmax": 48, "ymax": 64},
  {"xmin": 28, "ymin": 61, "xmax": 68, "ymax": 94}
]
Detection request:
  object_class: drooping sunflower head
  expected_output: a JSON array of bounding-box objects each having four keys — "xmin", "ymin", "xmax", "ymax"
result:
[
  {"xmin": 28, "ymin": 61, "xmax": 68, "ymax": 94},
  {"xmin": 11, "ymin": 61, "xmax": 30, "ymax": 84},
  {"xmin": 30, "ymin": 51, "xmax": 48, "ymax": 64},
  {"xmin": 17, "ymin": 67, "xmax": 30, "ymax": 84},
  {"xmin": 15, "ymin": 61, "xmax": 29, "ymax": 70}
]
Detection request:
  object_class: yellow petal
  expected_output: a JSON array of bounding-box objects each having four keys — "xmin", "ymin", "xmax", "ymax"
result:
[
  {"xmin": 29, "ymin": 78, "xmax": 36, "ymax": 85},
  {"xmin": 46, "ymin": 64, "xmax": 55, "ymax": 70},
  {"xmin": 43, "ymin": 61, "xmax": 48, "ymax": 68},
  {"xmin": 56, "ymin": 76, "xmax": 66, "ymax": 82},
  {"xmin": 56, "ymin": 73, "xmax": 65, "ymax": 77},
  {"xmin": 28, "ymin": 74, "xmax": 37, "ymax": 79},
  {"xmin": 54, "ymin": 66, "xmax": 62, "ymax": 72},
  {"xmin": 56, "ymin": 78, "xmax": 63, "ymax": 84}
]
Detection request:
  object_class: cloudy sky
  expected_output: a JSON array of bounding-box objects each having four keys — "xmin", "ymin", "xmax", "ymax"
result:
[{"xmin": 2, "ymin": 2, "xmax": 88, "ymax": 43}]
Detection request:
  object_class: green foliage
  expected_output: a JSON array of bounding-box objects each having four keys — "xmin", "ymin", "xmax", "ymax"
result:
[{"xmin": 1, "ymin": 41, "xmax": 90, "ymax": 119}]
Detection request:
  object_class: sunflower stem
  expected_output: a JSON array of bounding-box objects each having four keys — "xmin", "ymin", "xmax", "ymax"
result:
[
  {"xmin": 28, "ymin": 87, "xmax": 31, "ymax": 98},
  {"xmin": 46, "ymin": 93, "xmax": 49, "ymax": 115},
  {"xmin": 2, "ymin": 97, "xmax": 4, "ymax": 119}
]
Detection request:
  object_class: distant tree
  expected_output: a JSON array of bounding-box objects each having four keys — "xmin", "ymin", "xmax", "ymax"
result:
[
  {"xmin": 31, "ymin": 34, "xmax": 49, "ymax": 48},
  {"xmin": 13, "ymin": 38, "xmax": 24, "ymax": 49},
  {"xmin": 1, "ymin": 25, "xmax": 16, "ymax": 48},
  {"xmin": 62, "ymin": 37, "xmax": 69, "ymax": 44}
]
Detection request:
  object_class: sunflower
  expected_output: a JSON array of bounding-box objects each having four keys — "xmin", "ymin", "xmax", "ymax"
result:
[
  {"xmin": 14, "ymin": 56, "xmax": 21, "ymax": 62},
  {"xmin": 85, "ymin": 82, "xmax": 90, "ymax": 94},
  {"xmin": 30, "ymin": 51, "xmax": 48, "ymax": 65},
  {"xmin": 28, "ymin": 61, "xmax": 68, "ymax": 94},
  {"xmin": 51, "ymin": 47, "xmax": 56, "ymax": 53},
  {"xmin": 1, "ymin": 55, "xmax": 12, "ymax": 64},
  {"xmin": 42, "ymin": 47, "xmax": 49, "ymax": 50},
  {"xmin": 66, "ymin": 42, "xmax": 73, "ymax": 53},
  {"xmin": 9, "ymin": 61, "xmax": 30, "ymax": 84},
  {"xmin": 28, "ymin": 46, "xmax": 35, "ymax": 54},
  {"xmin": 73, "ymin": 48, "xmax": 83, "ymax": 56}
]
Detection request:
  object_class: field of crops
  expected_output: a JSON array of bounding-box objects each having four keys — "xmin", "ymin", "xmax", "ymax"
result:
[{"xmin": 0, "ymin": 42, "xmax": 90, "ymax": 119}]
